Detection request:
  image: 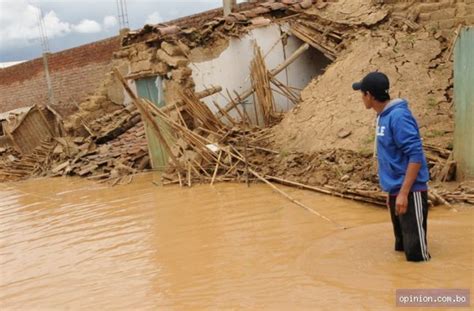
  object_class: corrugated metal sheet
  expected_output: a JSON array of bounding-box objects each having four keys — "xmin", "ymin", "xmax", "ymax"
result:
[
  {"xmin": 454, "ymin": 27, "xmax": 474, "ymax": 180},
  {"xmin": 9, "ymin": 107, "xmax": 54, "ymax": 155}
]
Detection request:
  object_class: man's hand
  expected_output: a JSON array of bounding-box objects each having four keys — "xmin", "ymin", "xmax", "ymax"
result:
[
  {"xmin": 396, "ymin": 162, "xmax": 422, "ymax": 215},
  {"xmin": 386, "ymin": 195, "xmax": 390, "ymax": 209},
  {"xmin": 396, "ymin": 193, "xmax": 409, "ymax": 215}
]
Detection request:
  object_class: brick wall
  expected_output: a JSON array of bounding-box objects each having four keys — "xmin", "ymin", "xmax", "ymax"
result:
[
  {"xmin": 0, "ymin": 1, "xmax": 266, "ymax": 117},
  {"xmin": 0, "ymin": 36, "xmax": 120, "ymax": 116}
]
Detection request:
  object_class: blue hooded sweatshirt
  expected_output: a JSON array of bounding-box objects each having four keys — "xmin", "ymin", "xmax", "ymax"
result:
[{"xmin": 376, "ymin": 98, "xmax": 429, "ymax": 194}]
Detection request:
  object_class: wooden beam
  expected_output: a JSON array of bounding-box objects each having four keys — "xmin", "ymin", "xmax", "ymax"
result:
[
  {"xmin": 249, "ymin": 169, "xmax": 347, "ymax": 229},
  {"xmin": 113, "ymin": 68, "xmax": 181, "ymax": 169},
  {"xmin": 290, "ymin": 24, "xmax": 337, "ymax": 61},
  {"xmin": 215, "ymin": 43, "xmax": 310, "ymax": 119},
  {"xmin": 160, "ymin": 86, "xmax": 223, "ymax": 114}
]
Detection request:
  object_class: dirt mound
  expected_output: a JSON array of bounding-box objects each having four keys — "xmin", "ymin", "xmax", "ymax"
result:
[
  {"xmin": 273, "ymin": 27, "xmax": 453, "ymax": 154},
  {"xmin": 272, "ymin": 0, "xmax": 465, "ymax": 154}
]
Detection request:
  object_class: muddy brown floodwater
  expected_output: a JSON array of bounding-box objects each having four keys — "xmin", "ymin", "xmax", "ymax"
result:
[{"xmin": 0, "ymin": 173, "xmax": 472, "ymax": 310}]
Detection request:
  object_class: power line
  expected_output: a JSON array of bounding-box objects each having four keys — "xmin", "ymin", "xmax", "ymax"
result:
[{"xmin": 116, "ymin": 0, "xmax": 129, "ymax": 29}]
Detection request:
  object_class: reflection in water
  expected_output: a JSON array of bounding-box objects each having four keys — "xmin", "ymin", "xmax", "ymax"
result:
[{"xmin": 0, "ymin": 173, "xmax": 472, "ymax": 310}]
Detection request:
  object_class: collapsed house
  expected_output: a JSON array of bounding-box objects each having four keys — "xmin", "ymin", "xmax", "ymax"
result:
[
  {"xmin": 0, "ymin": 105, "xmax": 62, "ymax": 154},
  {"xmin": 0, "ymin": 0, "xmax": 473, "ymax": 206},
  {"xmin": 109, "ymin": 0, "xmax": 344, "ymax": 169}
]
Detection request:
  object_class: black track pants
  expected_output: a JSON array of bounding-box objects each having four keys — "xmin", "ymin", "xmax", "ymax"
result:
[{"xmin": 389, "ymin": 191, "xmax": 431, "ymax": 262}]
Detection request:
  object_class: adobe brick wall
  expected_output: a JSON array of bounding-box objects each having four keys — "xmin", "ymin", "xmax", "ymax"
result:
[
  {"xmin": 417, "ymin": 0, "xmax": 474, "ymax": 30},
  {"xmin": 0, "ymin": 36, "xmax": 121, "ymax": 116},
  {"xmin": 389, "ymin": 0, "xmax": 474, "ymax": 37}
]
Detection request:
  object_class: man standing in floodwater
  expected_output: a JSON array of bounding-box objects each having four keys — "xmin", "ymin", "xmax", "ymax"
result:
[{"xmin": 352, "ymin": 72, "xmax": 431, "ymax": 262}]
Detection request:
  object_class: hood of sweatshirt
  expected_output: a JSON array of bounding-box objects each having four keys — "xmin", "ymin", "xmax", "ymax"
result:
[{"xmin": 379, "ymin": 98, "xmax": 407, "ymax": 117}]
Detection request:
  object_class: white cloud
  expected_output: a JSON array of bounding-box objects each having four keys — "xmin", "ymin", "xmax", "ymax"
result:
[
  {"xmin": 0, "ymin": 1, "xmax": 43, "ymax": 44},
  {"xmin": 103, "ymin": 15, "xmax": 117, "ymax": 29},
  {"xmin": 0, "ymin": 0, "xmax": 109, "ymax": 50},
  {"xmin": 145, "ymin": 11, "xmax": 163, "ymax": 25},
  {"xmin": 42, "ymin": 11, "xmax": 71, "ymax": 37},
  {"xmin": 72, "ymin": 19, "xmax": 102, "ymax": 33}
]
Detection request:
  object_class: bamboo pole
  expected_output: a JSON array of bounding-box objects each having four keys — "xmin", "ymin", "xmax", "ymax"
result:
[
  {"xmin": 178, "ymin": 171, "xmax": 183, "ymax": 187},
  {"xmin": 212, "ymin": 101, "xmax": 237, "ymax": 125},
  {"xmin": 290, "ymin": 24, "xmax": 336, "ymax": 61},
  {"xmin": 266, "ymin": 175, "xmax": 385, "ymax": 206},
  {"xmin": 431, "ymin": 188, "xmax": 454, "ymax": 209},
  {"xmin": 249, "ymin": 168, "xmax": 347, "ymax": 229},
  {"xmin": 160, "ymin": 86, "xmax": 223, "ymax": 114},
  {"xmin": 215, "ymin": 43, "xmax": 310, "ymax": 119},
  {"xmin": 211, "ymin": 151, "xmax": 222, "ymax": 186}
]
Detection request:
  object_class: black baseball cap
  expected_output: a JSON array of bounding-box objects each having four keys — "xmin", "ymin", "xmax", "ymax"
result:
[{"xmin": 352, "ymin": 72, "xmax": 390, "ymax": 101}]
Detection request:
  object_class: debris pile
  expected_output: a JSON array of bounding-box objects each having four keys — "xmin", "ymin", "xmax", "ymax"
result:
[
  {"xmin": 145, "ymin": 90, "xmax": 473, "ymax": 206},
  {"xmin": 64, "ymin": 65, "xmax": 128, "ymax": 137},
  {"xmin": 0, "ymin": 115, "xmax": 149, "ymax": 184},
  {"xmin": 0, "ymin": 139, "xmax": 58, "ymax": 181},
  {"xmin": 122, "ymin": 0, "xmax": 326, "ymax": 48},
  {"xmin": 110, "ymin": 65, "xmax": 472, "ymax": 207}
]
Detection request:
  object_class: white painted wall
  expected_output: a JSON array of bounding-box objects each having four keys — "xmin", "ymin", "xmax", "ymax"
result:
[{"xmin": 190, "ymin": 23, "xmax": 330, "ymax": 125}]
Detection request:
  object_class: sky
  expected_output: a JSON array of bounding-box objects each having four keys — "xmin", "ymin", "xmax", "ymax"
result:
[{"xmin": 0, "ymin": 0, "xmax": 245, "ymax": 62}]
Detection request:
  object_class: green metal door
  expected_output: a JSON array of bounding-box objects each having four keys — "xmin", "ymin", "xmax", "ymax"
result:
[
  {"xmin": 135, "ymin": 76, "xmax": 170, "ymax": 170},
  {"xmin": 454, "ymin": 27, "xmax": 474, "ymax": 180}
]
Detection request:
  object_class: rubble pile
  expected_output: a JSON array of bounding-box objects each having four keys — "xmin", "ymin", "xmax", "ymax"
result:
[
  {"xmin": 64, "ymin": 65, "xmax": 128, "ymax": 137},
  {"xmin": 0, "ymin": 113, "xmax": 149, "ymax": 184},
  {"xmin": 0, "ymin": 139, "xmax": 58, "ymax": 182},
  {"xmin": 149, "ymin": 92, "xmax": 472, "ymax": 206},
  {"xmin": 122, "ymin": 0, "xmax": 335, "ymax": 49},
  {"xmin": 112, "ymin": 65, "xmax": 471, "ymax": 207}
]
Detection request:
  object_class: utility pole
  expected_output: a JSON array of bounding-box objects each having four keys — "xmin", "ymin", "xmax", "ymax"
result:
[
  {"xmin": 116, "ymin": 0, "xmax": 130, "ymax": 31},
  {"xmin": 37, "ymin": 7, "xmax": 54, "ymax": 107}
]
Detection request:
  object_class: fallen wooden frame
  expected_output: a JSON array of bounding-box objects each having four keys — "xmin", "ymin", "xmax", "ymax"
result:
[{"xmin": 215, "ymin": 43, "xmax": 310, "ymax": 120}]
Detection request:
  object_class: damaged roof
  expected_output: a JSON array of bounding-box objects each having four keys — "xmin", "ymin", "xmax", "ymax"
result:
[
  {"xmin": 0, "ymin": 105, "xmax": 60, "ymax": 134},
  {"xmin": 0, "ymin": 106, "xmax": 32, "ymax": 122},
  {"xmin": 122, "ymin": 0, "xmax": 316, "ymax": 46}
]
